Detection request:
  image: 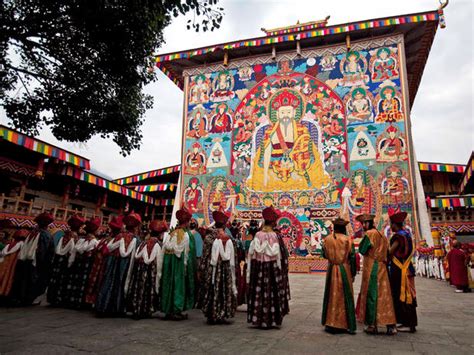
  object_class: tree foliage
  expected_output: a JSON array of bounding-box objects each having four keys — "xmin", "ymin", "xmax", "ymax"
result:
[{"xmin": 0, "ymin": 0, "xmax": 224, "ymax": 155}]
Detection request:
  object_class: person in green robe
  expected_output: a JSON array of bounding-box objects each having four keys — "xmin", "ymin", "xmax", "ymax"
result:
[
  {"xmin": 159, "ymin": 208, "xmax": 196, "ymax": 320},
  {"xmin": 321, "ymin": 217, "xmax": 357, "ymax": 334},
  {"xmin": 356, "ymin": 214, "xmax": 397, "ymax": 335}
]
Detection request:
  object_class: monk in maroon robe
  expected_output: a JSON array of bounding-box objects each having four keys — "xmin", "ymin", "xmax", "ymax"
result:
[{"xmin": 447, "ymin": 242, "xmax": 469, "ymax": 293}]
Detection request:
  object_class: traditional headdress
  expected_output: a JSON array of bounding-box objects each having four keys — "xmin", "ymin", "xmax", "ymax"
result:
[
  {"xmin": 189, "ymin": 177, "xmax": 199, "ymax": 185},
  {"xmin": 388, "ymin": 207, "xmax": 407, "ymax": 224},
  {"xmin": 149, "ymin": 220, "xmax": 168, "ymax": 234},
  {"xmin": 332, "ymin": 217, "xmax": 350, "ymax": 227},
  {"xmin": 176, "ymin": 208, "xmax": 192, "ymax": 224},
  {"xmin": 212, "ymin": 210, "xmax": 230, "ymax": 225},
  {"xmin": 34, "ymin": 212, "xmax": 55, "ymax": 226},
  {"xmin": 271, "ymin": 90, "xmax": 301, "ymax": 110},
  {"xmin": 192, "ymin": 141, "xmax": 201, "ymax": 149},
  {"xmin": 12, "ymin": 229, "xmax": 29, "ymax": 240},
  {"xmin": 262, "ymin": 206, "xmax": 280, "ymax": 223},
  {"xmin": 355, "ymin": 214, "xmax": 375, "ymax": 223},
  {"xmin": 85, "ymin": 217, "xmax": 101, "ymax": 233},
  {"xmin": 123, "ymin": 212, "xmax": 142, "ymax": 228},
  {"xmin": 109, "ymin": 216, "xmax": 124, "ymax": 232},
  {"xmin": 386, "ymin": 125, "xmax": 398, "ymax": 133},
  {"xmin": 67, "ymin": 214, "xmax": 86, "ymax": 230}
]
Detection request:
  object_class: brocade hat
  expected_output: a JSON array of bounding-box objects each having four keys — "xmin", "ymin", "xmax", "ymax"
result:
[
  {"xmin": 67, "ymin": 214, "xmax": 86, "ymax": 230},
  {"xmin": 212, "ymin": 210, "xmax": 229, "ymax": 225},
  {"xmin": 85, "ymin": 217, "xmax": 101, "ymax": 233},
  {"xmin": 34, "ymin": 212, "xmax": 55, "ymax": 227},
  {"xmin": 176, "ymin": 208, "xmax": 192, "ymax": 224},
  {"xmin": 355, "ymin": 214, "xmax": 375, "ymax": 223},
  {"xmin": 123, "ymin": 212, "xmax": 142, "ymax": 228},
  {"xmin": 109, "ymin": 216, "xmax": 124, "ymax": 232},
  {"xmin": 149, "ymin": 220, "xmax": 168, "ymax": 234},
  {"xmin": 332, "ymin": 217, "xmax": 350, "ymax": 227},
  {"xmin": 12, "ymin": 229, "xmax": 29, "ymax": 240},
  {"xmin": 262, "ymin": 206, "xmax": 279, "ymax": 223},
  {"xmin": 388, "ymin": 207, "xmax": 407, "ymax": 224}
]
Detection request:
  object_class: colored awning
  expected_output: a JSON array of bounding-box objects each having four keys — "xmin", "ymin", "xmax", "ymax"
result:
[
  {"xmin": 418, "ymin": 162, "xmax": 465, "ymax": 173},
  {"xmin": 131, "ymin": 184, "xmax": 176, "ymax": 192},
  {"xmin": 459, "ymin": 153, "xmax": 474, "ymax": 193},
  {"xmin": 430, "ymin": 196, "xmax": 474, "ymax": 208},
  {"xmin": 155, "ymin": 199, "xmax": 175, "ymax": 207},
  {"xmin": 114, "ymin": 165, "xmax": 180, "ymax": 185},
  {"xmin": 155, "ymin": 12, "xmax": 438, "ymax": 64},
  {"xmin": 0, "ymin": 125, "xmax": 90, "ymax": 170},
  {"xmin": 61, "ymin": 166, "xmax": 158, "ymax": 206}
]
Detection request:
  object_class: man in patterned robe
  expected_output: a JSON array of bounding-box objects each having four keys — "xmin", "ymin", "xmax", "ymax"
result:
[
  {"xmin": 321, "ymin": 217, "xmax": 357, "ymax": 334},
  {"xmin": 356, "ymin": 213, "xmax": 397, "ymax": 335}
]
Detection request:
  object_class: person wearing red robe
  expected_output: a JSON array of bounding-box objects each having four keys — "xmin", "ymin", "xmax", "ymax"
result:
[
  {"xmin": 84, "ymin": 216, "xmax": 122, "ymax": 306},
  {"xmin": 447, "ymin": 242, "xmax": 469, "ymax": 293},
  {"xmin": 0, "ymin": 229, "xmax": 29, "ymax": 302}
]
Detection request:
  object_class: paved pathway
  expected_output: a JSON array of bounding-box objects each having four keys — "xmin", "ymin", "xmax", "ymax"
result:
[{"xmin": 0, "ymin": 274, "xmax": 473, "ymax": 354}]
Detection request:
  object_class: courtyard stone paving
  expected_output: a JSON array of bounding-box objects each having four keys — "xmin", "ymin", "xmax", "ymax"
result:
[{"xmin": 0, "ymin": 274, "xmax": 473, "ymax": 354}]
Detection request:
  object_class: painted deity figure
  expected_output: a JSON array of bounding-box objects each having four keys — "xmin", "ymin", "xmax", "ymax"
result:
[
  {"xmin": 377, "ymin": 125, "xmax": 407, "ymax": 162},
  {"xmin": 184, "ymin": 142, "xmax": 207, "ymax": 175},
  {"xmin": 189, "ymin": 75, "xmax": 210, "ymax": 104},
  {"xmin": 210, "ymin": 71, "xmax": 235, "ymax": 102},
  {"xmin": 320, "ymin": 54, "xmax": 336, "ymax": 71},
  {"xmin": 376, "ymin": 85, "xmax": 404, "ymax": 123},
  {"xmin": 247, "ymin": 89, "xmax": 330, "ymax": 192},
  {"xmin": 187, "ymin": 107, "xmax": 208, "ymax": 139},
  {"xmin": 340, "ymin": 51, "xmax": 368, "ymax": 86},
  {"xmin": 209, "ymin": 179, "xmax": 229, "ymax": 212},
  {"xmin": 210, "ymin": 104, "xmax": 232, "ymax": 133},
  {"xmin": 183, "ymin": 177, "xmax": 204, "ymax": 213},
  {"xmin": 371, "ymin": 47, "xmax": 399, "ymax": 82},
  {"xmin": 380, "ymin": 165, "xmax": 409, "ymax": 204},
  {"xmin": 347, "ymin": 87, "xmax": 373, "ymax": 123}
]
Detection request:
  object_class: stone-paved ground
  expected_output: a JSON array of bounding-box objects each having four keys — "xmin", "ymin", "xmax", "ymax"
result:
[{"xmin": 0, "ymin": 274, "xmax": 473, "ymax": 354}]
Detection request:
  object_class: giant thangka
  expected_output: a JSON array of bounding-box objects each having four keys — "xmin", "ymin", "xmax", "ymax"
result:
[{"xmin": 157, "ymin": 11, "xmax": 443, "ymax": 258}]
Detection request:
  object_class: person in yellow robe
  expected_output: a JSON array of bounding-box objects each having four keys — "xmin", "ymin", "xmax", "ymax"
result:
[
  {"xmin": 356, "ymin": 214, "xmax": 397, "ymax": 335},
  {"xmin": 321, "ymin": 218, "xmax": 357, "ymax": 334}
]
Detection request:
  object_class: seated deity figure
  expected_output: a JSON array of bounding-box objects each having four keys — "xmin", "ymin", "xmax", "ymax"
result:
[{"xmin": 246, "ymin": 89, "xmax": 330, "ymax": 192}]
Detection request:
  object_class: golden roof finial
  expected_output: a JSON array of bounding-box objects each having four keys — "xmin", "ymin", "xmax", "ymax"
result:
[{"xmin": 261, "ymin": 16, "xmax": 330, "ymax": 36}]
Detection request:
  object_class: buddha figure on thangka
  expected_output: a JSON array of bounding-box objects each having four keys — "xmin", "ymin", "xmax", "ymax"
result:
[
  {"xmin": 369, "ymin": 47, "xmax": 399, "ymax": 83},
  {"xmin": 375, "ymin": 81, "xmax": 404, "ymax": 123},
  {"xmin": 234, "ymin": 69, "xmax": 348, "ymax": 200}
]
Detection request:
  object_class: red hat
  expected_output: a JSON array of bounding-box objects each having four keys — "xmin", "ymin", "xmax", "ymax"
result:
[
  {"xmin": 123, "ymin": 212, "xmax": 142, "ymax": 228},
  {"xmin": 85, "ymin": 217, "xmax": 101, "ymax": 233},
  {"xmin": 271, "ymin": 90, "xmax": 301, "ymax": 111},
  {"xmin": 13, "ymin": 229, "xmax": 29, "ymax": 240},
  {"xmin": 176, "ymin": 208, "xmax": 192, "ymax": 224},
  {"xmin": 109, "ymin": 216, "xmax": 124, "ymax": 232},
  {"xmin": 0, "ymin": 218, "xmax": 15, "ymax": 229},
  {"xmin": 386, "ymin": 125, "xmax": 398, "ymax": 133},
  {"xmin": 149, "ymin": 220, "xmax": 168, "ymax": 234},
  {"xmin": 34, "ymin": 212, "xmax": 55, "ymax": 226},
  {"xmin": 67, "ymin": 214, "xmax": 86, "ymax": 230},
  {"xmin": 262, "ymin": 206, "xmax": 279, "ymax": 223},
  {"xmin": 388, "ymin": 207, "xmax": 407, "ymax": 224},
  {"xmin": 212, "ymin": 210, "xmax": 229, "ymax": 225}
]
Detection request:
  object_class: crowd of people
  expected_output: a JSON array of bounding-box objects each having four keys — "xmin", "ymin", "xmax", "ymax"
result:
[
  {"xmin": 0, "ymin": 206, "xmax": 290, "ymax": 329},
  {"xmin": 0, "ymin": 205, "xmax": 420, "ymax": 335}
]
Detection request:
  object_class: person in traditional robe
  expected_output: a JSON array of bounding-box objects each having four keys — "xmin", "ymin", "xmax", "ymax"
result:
[
  {"xmin": 47, "ymin": 214, "xmax": 84, "ymax": 307},
  {"xmin": 10, "ymin": 212, "xmax": 55, "ymax": 306},
  {"xmin": 95, "ymin": 213, "xmax": 140, "ymax": 316},
  {"xmin": 189, "ymin": 218, "xmax": 203, "ymax": 305},
  {"xmin": 446, "ymin": 241, "xmax": 469, "ymax": 293},
  {"xmin": 356, "ymin": 214, "xmax": 397, "ymax": 335},
  {"xmin": 84, "ymin": 216, "xmax": 122, "ymax": 306},
  {"xmin": 388, "ymin": 208, "xmax": 418, "ymax": 332},
  {"xmin": 126, "ymin": 220, "xmax": 167, "ymax": 319},
  {"xmin": 159, "ymin": 208, "xmax": 196, "ymax": 320},
  {"xmin": 229, "ymin": 220, "xmax": 247, "ymax": 306},
  {"xmin": 65, "ymin": 217, "xmax": 100, "ymax": 309},
  {"xmin": 0, "ymin": 229, "xmax": 29, "ymax": 302},
  {"xmin": 321, "ymin": 218, "xmax": 357, "ymax": 334},
  {"xmin": 199, "ymin": 210, "xmax": 237, "ymax": 324},
  {"xmin": 247, "ymin": 206, "xmax": 290, "ymax": 329}
]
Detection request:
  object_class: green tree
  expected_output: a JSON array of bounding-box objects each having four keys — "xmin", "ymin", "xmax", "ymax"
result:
[{"xmin": 0, "ymin": 0, "xmax": 223, "ymax": 155}]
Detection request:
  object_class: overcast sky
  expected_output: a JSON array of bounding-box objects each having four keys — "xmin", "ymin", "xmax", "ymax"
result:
[{"xmin": 1, "ymin": 0, "xmax": 472, "ymax": 179}]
